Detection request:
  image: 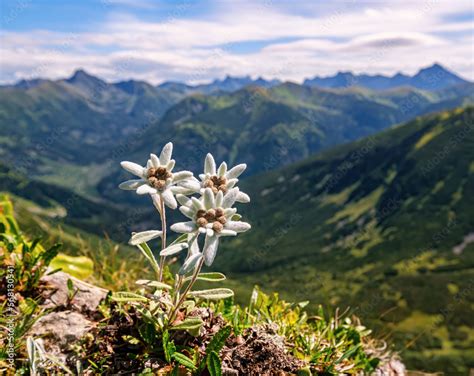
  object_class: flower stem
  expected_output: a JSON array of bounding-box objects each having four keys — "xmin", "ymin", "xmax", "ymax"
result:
[
  {"xmin": 158, "ymin": 195, "xmax": 167, "ymax": 282},
  {"xmin": 168, "ymin": 258, "xmax": 204, "ymax": 324}
]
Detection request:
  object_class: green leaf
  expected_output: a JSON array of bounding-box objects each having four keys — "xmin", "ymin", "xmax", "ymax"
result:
[
  {"xmin": 189, "ymin": 288, "xmax": 234, "ymax": 300},
  {"xmin": 50, "ymin": 253, "xmax": 94, "ymax": 279},
  {"xmin": 136, "ymin": 280, "xmax": 172, "ymax": 289},
  {"xmin": 137, "ymin": 243, "xmax": 160, "ymax": 275},
  {"xmin": 162, "ymin": 330, "xmax": 175, "ymax": 363},
  {"xmin": 112, "ymin": 292, "xmax": 148, "ymax": 302},
  {"xmin": 206, "ymin": 326, "xmax": 231, "ymax": 356},
  {"xmin": 231, "ymin": 214, "xmax": 242, "ymax": 221},
  {"xmin": 172, "ymin": 352, "xmax": 196, "ymax": 370},
  {"xmin": 206, "ymin": 351, "xmax": 222, "ymax": 376},
  {"xmin": 169, "ymin": 233, "xmax": 188, "ymax": 246},
  {"xmin": 170, "ymin": 317, "xmax": 203, "ymax": 331},
  {"xmin": 185, "ymin": 272, "xmax": 226, "ymax": 282}
]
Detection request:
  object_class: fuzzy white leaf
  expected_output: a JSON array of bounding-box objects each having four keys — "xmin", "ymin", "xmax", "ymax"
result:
[
  {"xmin": 178, "ymin": 253, "xmax": 203, "ymax": 275},
  {"xmin": 203, "ymin": 235, "xmax": 219, "ymax": 266},
  {"xmin": 189, "ymin": 288, "xmax": 234, "ymax": 300},
  {"xmin": 160, "ymin": 242, "xmax": 188, "ymax": 256},
  {"xmin": 129, "ymin": 230, "xmax": 162, "ymax": 245}
]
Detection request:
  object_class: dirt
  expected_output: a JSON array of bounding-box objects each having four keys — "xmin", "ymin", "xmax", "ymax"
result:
[{"xmin": 221, "ymin": 324, "xmax": 305, "ymax": 376}]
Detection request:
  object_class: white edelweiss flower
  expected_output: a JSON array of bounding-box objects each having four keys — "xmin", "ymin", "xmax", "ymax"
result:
[
  {"xmin": 196, "ymin": 153, "xmax": 250, "ymax": 204},
  {"xmin": 119, "ymin": 142, "xmax": 196, "ymax": 209},
  {"xmin": 170, "ymin": 188, "xmax": 251, "ymax": 266}
]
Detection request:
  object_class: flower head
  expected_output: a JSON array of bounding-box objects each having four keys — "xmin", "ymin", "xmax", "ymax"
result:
[
  {"xmin": 170, "ymin": 188, "xmax": 251, "ymax": 266},
  {"xmin": 196, "ymin": 153, "xmax": 250, "ymax": 203},
  {"xmin": 119, "ymin": 142, "xmax": 195, "ymax": 209}
]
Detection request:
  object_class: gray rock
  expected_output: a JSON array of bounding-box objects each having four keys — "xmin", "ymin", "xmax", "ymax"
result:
[
  {"xmin": 30, "ymin": 311, "xmax": 94, "ymax": 348},
  {"xmin": 40, "ymin": 271, "xmax": 108, "ymax": 312}
]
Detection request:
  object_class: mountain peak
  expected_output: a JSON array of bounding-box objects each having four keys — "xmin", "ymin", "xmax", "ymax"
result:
[{"xmin": 66, "ymin": 69, "xmax": 102, "ymax": 84}]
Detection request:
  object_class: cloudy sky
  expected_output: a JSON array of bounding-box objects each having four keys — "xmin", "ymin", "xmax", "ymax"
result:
[{"xmin": 0, "ymin": 0, "xmax": 473, "ymax": 84}]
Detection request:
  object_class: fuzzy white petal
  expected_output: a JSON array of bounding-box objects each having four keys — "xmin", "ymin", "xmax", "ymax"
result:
[
  {"xmin": 170, "ymin": 221, "xmax": 196, "ymax": 233},
  {"xmin": 203, "ymin": 235, "xmax": 219, "ymax": 266},
  {"xmin": 203, "ymin": 188, "xmax": 215, "ymax": 209},
  {"xmin": 176, "ymin": 194, "xmax": 191, "ymax": 207},
  {"xmin": 179, "ymin": 178, "xmax": 201, "ymax": 192},
  {"xmin": 204, "ymin": 153, "xmax": 216, "ymax": 175},
  {"xmin": 179, "ymin": 205, "xmax": 196, "ymax": 219},
  {"xmin": 129, "ymin": 230, "xmax": 162, "ymax": 245},
  {"xmin": 167, "ymin": 159, "xmax": 176, "ymax": 171},
  {"xmin": 150, "ymin": 153, "xmax": 160, "ymax": 168},
  {"xmin": 137, "ymin": 184, "xmax": 157, "ymax": 195},
  {"xmin": 236, "ymin": 191, "xmax": 250, "ymax": 203},
  {"xmin": 222, "ymin": 188, "xmax": 239, "ymax": 208},
  {"xmin": 161, "ymin": 189, "xmax": 177, "ymax": 209},
  {"xmin": 173, "ymin": 171, "xmax": 193, "ymax": 182},
  {"xmin": 227, "ymin": 178, "xmax": 238, "ymax": 189},
  {"xmin": 217, "ymin": 162, "xmax": 227, "ymax": 177},
  {"xmin": 219, "ymin": 229, "xmax": 237, "ymax": 237},
  {"xmin": 224, "ymin": 208, "xmax": 237, "ymax": 218},
  {"xmin": 159, "ymin": 142, "xmax": 173, "ymax": 165},
  {"xmin": 225, "ymin": 221, "xmax": 251, "ymax": 233},
  {"xmin": 119, "ymin": 179, "xmax": 145, "ymax": 190},
  {"xmin": 206, "ymin": 228, "xmax": 214, "ymax": 237},
  {"xmin": 226, "ymin": 164, "xmax": 247, "ymax": 179},
  {"xmin": 191, "ymin": 197, "xmax": 204, "ymax": 211},
  {"xmin": 215, "ymin": 190, "xmax": 224, "ymax": 207},
  {"xmin": 121, "ymin": 161, "xmax": 145, "ymax": 178}
]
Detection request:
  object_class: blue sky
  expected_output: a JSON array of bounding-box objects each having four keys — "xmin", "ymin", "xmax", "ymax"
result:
[{"xmin": 0, "ymin": 0, "xmax": 473, "ymax": 84}]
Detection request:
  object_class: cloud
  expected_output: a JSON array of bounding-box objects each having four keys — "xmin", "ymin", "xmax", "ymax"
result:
[{"xmin": 0, "ymin": 0, "xmax": 472, "ymax": 84}]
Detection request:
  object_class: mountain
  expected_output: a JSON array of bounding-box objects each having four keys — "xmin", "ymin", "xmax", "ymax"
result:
[
  {"xmin": 304, "ymin": 63, "xmax": 469, "ymax": 91},
  {"xmin": 0, "ymin": 70, "xmax": 188, "ymax": 194},
  {"xmin": 99, "ymin": 81, "xmax": 473, "ymax": 190},
  {"xmin": 1, "ymin": 68, "xmax": 472, "ymax": 203},
  {"xmin": 214, "ymin": 107, "xmax": 474, "ymax": 373},
  {"xmin": 157, "ymin": 75, "xmax": 281, "ymax": 95}
]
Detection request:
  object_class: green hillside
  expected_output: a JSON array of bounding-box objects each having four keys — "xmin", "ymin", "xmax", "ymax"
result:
[
  {"xmin": 116, "ymin": 82, "xmax": 473, "ymax": 175},
  {"xmin": 214, "ymin": 107, "xmax": 474, "ymax": 373}
]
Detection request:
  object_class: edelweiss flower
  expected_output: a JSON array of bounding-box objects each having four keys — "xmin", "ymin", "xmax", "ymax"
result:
[
  {"xmin": 119, "ymin": 142, "xmax": 195, "ymax": 209},
  {"xmin": 170, "ymin": 188, "xmax": 251, "ymax": 266},
  {"xmin": 192, "ymin": 153, "xmax": 250, "ymax": 203}
]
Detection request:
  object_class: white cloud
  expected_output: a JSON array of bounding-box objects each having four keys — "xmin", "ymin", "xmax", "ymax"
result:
[{"xmin": 0, "ymin": 0, "xmax": 472, "ymax": 84}]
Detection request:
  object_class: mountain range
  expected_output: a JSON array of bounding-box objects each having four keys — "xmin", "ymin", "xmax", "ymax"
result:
[
  {"xmin": 1, "ymin": 65, "xmax": 472, "ymax": 202},
  {"xmin": 1, "ymin": 64, "xmax": 473, "ymax": 373},
  {"xmin": 304, "ymin": 63, "xmax": 469, "ymax": 90}
]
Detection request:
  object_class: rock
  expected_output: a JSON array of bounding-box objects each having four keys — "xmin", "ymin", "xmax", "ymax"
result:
[
  {"xmin": 374, "ymin": 357, "xmax": 406, "ymax": 375},
  {"xmin": 30, "ymin": 311, "xmax": 94, "ymax": 348},
  {"xmin": 40, "ymin": 271, "xmax": 108, "ymax": 312}
]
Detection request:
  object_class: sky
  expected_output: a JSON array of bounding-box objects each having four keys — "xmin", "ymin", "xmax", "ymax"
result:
[{"xmin": 0, "ymin": 0, "xmax": 473, "ymax": 84}]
